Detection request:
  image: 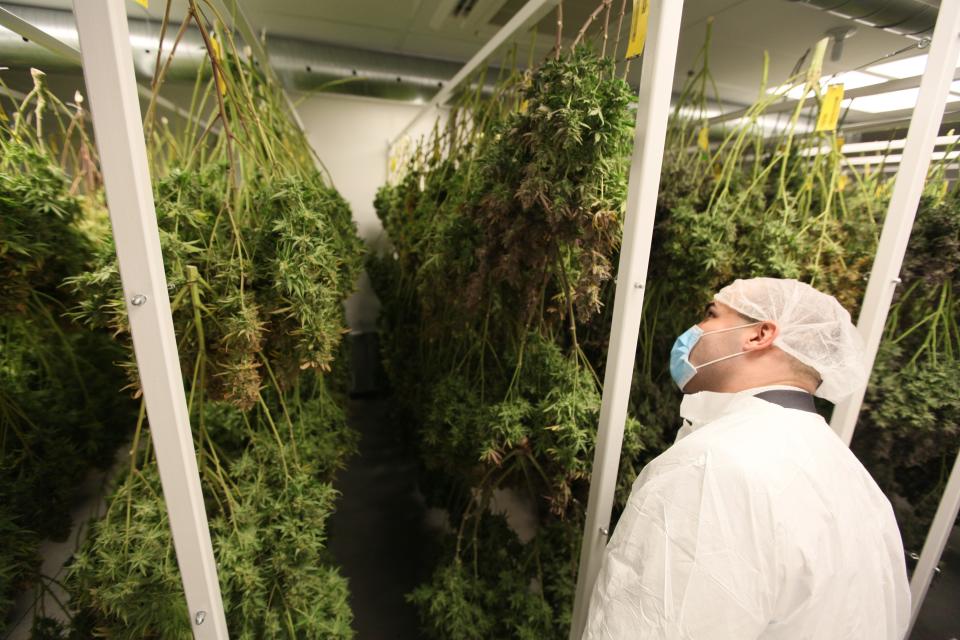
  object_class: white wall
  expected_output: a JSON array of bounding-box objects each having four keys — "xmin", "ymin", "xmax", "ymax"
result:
[{"xmin": 296, "ymin": 92, "xmax": 445, "ymax": 333}]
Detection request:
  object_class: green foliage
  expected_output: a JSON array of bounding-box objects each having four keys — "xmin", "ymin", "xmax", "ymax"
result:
[
  {"xmin": 69, "ymin": 163, "xmax": 364, "ymax": 409},
  {"xmin": 68, "ymin": 398, "xmax": 355, "ymax": 640},
  {"xmin": 408, "ymin": 514, "xmax": 579, "ymax": 640},
  {"xmin": 0, "ymin": 141, "xmax": 92, "ymax": 315},
  {"xmin": 852, "ymin": 191, "xmax": 960, "ymax": 550},
  {"xmin": 463, "ymin": 48, "xmax": 634, "ymax": 322},
  {"xmin": 0, "ymin": 74, "xmax": 134, "ymax": 623},
  {"xmin": 0, "ymin": 505, "xmax": 38, "ymax": 617},
  {"xmin": 370, "ymin": 43, "xmax": 648, "ymax": 638},
  {"xmin": 1, "ymin": 322, "xmax": 132, "ymax": 542}
]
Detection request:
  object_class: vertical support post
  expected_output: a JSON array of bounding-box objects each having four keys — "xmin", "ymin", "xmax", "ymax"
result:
[
  {"xmin": 568, "ymin": 1, "xmax": 685, "ymax": 638},
  {"xmin": 906, "ymin": 449, "xmax": 960, "ymax": 636},
  {"xmin": 830, "ymin": 1, "xmax": 960, "ymax": 447},
  {"xmin": 72, "ymin": 2, "xmax": 229, "ymax": 638}
]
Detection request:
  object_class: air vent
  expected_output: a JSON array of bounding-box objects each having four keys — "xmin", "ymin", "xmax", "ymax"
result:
[
  {"xmin": 788, "ymin": 0, "xmax": 940, "ymax": 37},
  {"xmin": 431, "ymin": 0, "xmax": 511, "ymax": 31},
  {"xmin": 453, "ymin": 0, "xmax": 481, "ymax": 18}
]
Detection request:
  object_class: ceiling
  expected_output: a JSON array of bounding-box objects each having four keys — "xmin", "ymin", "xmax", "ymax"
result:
[{"xmin": 4, "ymin": 0, "xmax": 933, "ymax": 113}]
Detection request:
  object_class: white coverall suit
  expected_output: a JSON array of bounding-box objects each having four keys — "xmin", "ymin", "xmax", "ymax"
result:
[{"xmin": 583, "ymin": 386, "xmax": 911, "ymax": 640}]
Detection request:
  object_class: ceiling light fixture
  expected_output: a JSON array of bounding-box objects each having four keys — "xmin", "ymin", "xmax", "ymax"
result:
[
  {"xmin": 847, "ymin": 87, "xmax": 960, "ymax": 113},
  {"xmin": 769, "ymin": 71, "xmax": 886, "ymax": 100}
]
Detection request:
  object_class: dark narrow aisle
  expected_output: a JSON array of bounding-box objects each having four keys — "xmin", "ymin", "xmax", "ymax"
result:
[{"xmin": 327, "ymin": 335, "xmax": 431, "ymax": 640}]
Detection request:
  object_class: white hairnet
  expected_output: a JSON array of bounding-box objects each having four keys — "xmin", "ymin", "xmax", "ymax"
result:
[{"xmin": 714, "ymin": 278, "xmax": 867, "ymax": 403}]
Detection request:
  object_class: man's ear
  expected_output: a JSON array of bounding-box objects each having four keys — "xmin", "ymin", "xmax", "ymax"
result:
[{"xmin": 743, "ymin": 320, "xmax": 778, "ymax": 351}]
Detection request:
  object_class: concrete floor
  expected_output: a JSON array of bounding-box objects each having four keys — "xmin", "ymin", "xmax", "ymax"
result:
[{"xmin": 327, "ymin": 392, "xmax": 432, "ymax": 640}]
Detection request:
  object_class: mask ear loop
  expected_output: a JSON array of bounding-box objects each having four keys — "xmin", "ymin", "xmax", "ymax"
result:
[
  {"xmin": 700, "ymin": 321, "xmax": 761, "ymax": 338},
  {"xmin": 694, "ymin": 349, "xmax": 750, "ymax": 371},
  {"xmin": 693, "ymin": 322, "xmax": 762, "ymax": 371}
]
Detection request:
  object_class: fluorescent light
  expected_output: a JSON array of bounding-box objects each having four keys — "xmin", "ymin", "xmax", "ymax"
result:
[
  {"xmin": 843, "ymin": 150, "xmax": 960, "ymax": 166},
  {"xmin": 769, "ymin": 71, "xmax": 886, "ymax": 100},
  {"xmin": 867, "ymin": 51, "xmax": 960, "ymax": 80},
  {"xmin": 727, "ymin": 114, "xmax": 814, "ymax": 134},
  {"xmin": 672, "ymin": 105, "xmax": 723, "ymax": 119},
  {"xmin": 867, "ymin": 55, "xmax": 929, "ymax": 79},
  {"xmin": 847, "ymin": 88, "xmax": 960, "ymax": 113},
  {"xmin": 799, "ymin": 135, "xmax": 960, "ymax": 157}
]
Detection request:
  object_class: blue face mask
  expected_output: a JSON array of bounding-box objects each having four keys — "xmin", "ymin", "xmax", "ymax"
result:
[{"xmin": 670, "ymin": 322, "xmax": 761, "ymax": 391}]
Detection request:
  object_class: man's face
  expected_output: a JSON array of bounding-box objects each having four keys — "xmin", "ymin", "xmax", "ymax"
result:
[{"xmin": 682, "ymin": 300, "xmax": 754, "ymax": 393}]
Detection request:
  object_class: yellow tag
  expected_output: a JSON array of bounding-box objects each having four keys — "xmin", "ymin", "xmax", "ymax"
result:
[
  {"xmin": 697, "ymin": 126, "xmax": 709, "ymax": 152},
  {"xmin": 519, "ymin": 99, "xmax": 529, "ymax": 114},
  {"xmin": 837, "ymin": 173, "xmax": 849, "ymax": 191},
  {"xmin": 815, "ymin": 84, "xmax": 844, "ymax": 132},
  {"xmin": 210, "ymin": 36, "xmax": 227, "ymax": 96},
  {"xmin": 133, "ymin": 0, "xmax": 148, "ymax": 7},
  {"xmin": 625, "ymin": 0, "xmax": 650, "ymax": 59}
]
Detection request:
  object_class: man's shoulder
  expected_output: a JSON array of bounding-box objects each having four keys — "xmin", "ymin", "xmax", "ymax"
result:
[{"xmin": 659, "ymin": 404, "xmax": 833, "ymax": 483}]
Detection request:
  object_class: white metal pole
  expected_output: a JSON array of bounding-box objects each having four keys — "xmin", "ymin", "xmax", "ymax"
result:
[
  {"xmin": 0, "ymin": 6, "xmax": 82, "ymax": 61},
  {"xmin": 906, "ymin": 449, "xmax": 960, "ymax": 636},
  {"xmin": 389, "ymin": 0, "xmax": 559, "ymax": 147},
  {"xmin": 568, "ymin": 1, "xmax": 685, "ymax": 638},
  {"xmin": 830, "ymin": 1, "xmax": 960, "ymax": 448},
  {"xmin": 72, "ymin": 1, "xmax": 229, "ymax": 638}
]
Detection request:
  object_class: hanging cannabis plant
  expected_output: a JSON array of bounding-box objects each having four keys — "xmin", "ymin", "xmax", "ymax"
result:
[
  {"xmin": 0, "ymin": 72, "xmax": 134, "ymax": 622},
  {"xmin": 368, "ymin": 2, "xmax": 669, "ymax": 635},
  {"xmin": 853, "ymin": 189, "xmax": 960, "ymax": 551},
  {"xmin": 56, "ymin": 1, "xmax": 364, "ymax": 637}
]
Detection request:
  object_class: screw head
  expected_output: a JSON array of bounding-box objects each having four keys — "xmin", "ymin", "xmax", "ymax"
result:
[
  {"xmin": 130, "ymin": 294, "xmax": 148, "ymax": 307},
  {"xmin": 194, "ymin": 610, "xmax": 206, "ymax": 625}
]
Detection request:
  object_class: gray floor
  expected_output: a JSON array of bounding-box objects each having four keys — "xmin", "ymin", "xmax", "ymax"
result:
[
  {"xmin": 327, "ymin": 392, "xmax": 432, "ymax": 640},
  {"xmin": 324, "ymin": 331, "xmax": 432, "ymax": 639},
  {"xmin": 911, "ymin": 526, "xmax": 960, "ymax": 640}
]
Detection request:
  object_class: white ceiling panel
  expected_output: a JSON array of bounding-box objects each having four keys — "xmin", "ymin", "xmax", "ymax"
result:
[{"xmin": 1, "ymin": 0, "xmax": 935, "ymax": 119}]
